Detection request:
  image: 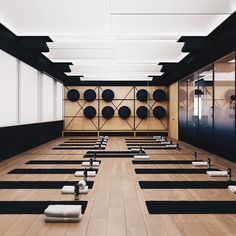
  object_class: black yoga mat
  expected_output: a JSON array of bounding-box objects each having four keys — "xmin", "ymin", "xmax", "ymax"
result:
[
  {"xmin": 146, "ymin": 201, "xmax": 236, "ymax": 214},
  {"xmin": 26, "ymin": 160, "xmax": 101, "ymax": 165},
  {"xmin": 127, "ymin": 143, "xmax": 171, "ymax": 146},
  {"xmin": 0, "ymin": 181, "xmax": 94, "ymax": 189},
  {"xmin": 128, "ymin": 146, "xmax": 178, "ymax": 150},
  {"xmin": 52, "ymin": 147, "xmax": 105, "ymax": 150},
  {"xmin": 69, "ymin": 138, "xmax": 98, "ymax": 140},
  {"xmin": 126, "ymin": 141, "xmax": 167, "ymax": 143},
  {"xmin": 84, "ymin": 154, "xmax": 135, "ymax": 158},
  {"xmin": 86, "ymin": 151, "xmax": 139, "ymax": 154},
  {"xmin": 59, "ymin": 144, "xmax": 99, "ymax": 146},
  {"xmin": 132, "ymin": 160, "xmax": 199, "ymax": 164},
  {"xmin": 135, "ymin": 168, "xmax": 219, "ymax": 174},
  {"xmin": 8, "ymin": 168, "xmax": 98, "ymax": 174},
  {"xmin": 0, "ymin": 201, "xmax": 87, "ymax": 214},
  {"xmin": 139, "ymin": 181, "xmax": 236, "ymax": 189},
  {"xmin": 65, "ymin": 141, "xmax": 98, "ymax": 143},
  {"xmin": 125, "ymin": 139, "xmax": 154, "ymax": 141}
]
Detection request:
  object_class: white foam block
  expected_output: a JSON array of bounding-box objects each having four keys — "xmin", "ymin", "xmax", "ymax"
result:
[
  {"xmin": 82, "ymin": 161, "xmax": 100, "ymax": 166},
  {"xmin": 192, "ymin": 161, "xmax": 208, "ymax": 166},
  {"xmin": 166, "ymin": 144, "xmax": 177, "ymax": 148},
  {"xmin": 228, "ymin": 185, "xmax": 236, "ymax": 193},
  {"xmin": 74, "ymin": 171, "xmax": 96, "ymax": 177},
  {"xmin": 44, "ymin": 205, "xmax": 81, "ymax": 218},
  {"xmin": 134, "ymin": 155, "xmax": 150, "ymax": 159},
  {"xmin": 45, "ymin": 215, "xmax": 82, "ymax": 222},
  {"xmin": 160, "ymin": 141, "xmax": 171, "ymax": 144},
  {"xmin": 61, "ymin": 185, "xmax": 89, "ymax": 194},
  {"xmin": 207, "ymin": 170, "xmax": 228, "ymax": 177},
  {"xmin": 131, "ymin": 148, "xmax": 140, "ymax": 151}
]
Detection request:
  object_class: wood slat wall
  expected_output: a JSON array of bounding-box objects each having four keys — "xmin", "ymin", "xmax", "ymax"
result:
[{"xmin": 64, "ymin": 86, "xmax": 169, "ymax": 133}]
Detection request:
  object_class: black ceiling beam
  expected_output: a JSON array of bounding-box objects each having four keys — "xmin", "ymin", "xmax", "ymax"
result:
[
  {"xmin": 18, "ymin": 36, "xmax": 52, "ymax": 53},
  {"xmin": 158, "ymin": 62, "xmax": 179, "ymax": 72},
  {"xmin": 0, "ymin": 23, "xmax": 80, "ymax": 84},
  {"xmin": 178, "ymin": 36, "xmax": 211, "ymax": 53},
  {"xmin": 160, "ymin": 11, "xmax": 236, "ymax": 86},
  {"xmin": 53, "ymin": 62, "xmax": 73, "ymax": 72}
]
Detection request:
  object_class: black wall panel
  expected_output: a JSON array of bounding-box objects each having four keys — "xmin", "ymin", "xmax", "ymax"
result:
[{"xmin": 0, "ymin": 121, "xmax": 63, "ymax": 161}]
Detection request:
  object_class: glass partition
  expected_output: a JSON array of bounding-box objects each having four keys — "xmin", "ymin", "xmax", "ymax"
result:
[
  {"xmin": 214, "ymin": 53, "xmax": 235, "ymax": 161},
  {"xmin": 178, "ymin": 51, "xmax": 235, "ymax": 161}
]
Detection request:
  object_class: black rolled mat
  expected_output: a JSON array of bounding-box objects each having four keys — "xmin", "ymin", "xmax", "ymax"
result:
[
  {"xmin": 52, "ymin": 147, "xmax": 105, "ymax": 150},
  {"xmin": 126, "ymin": 141, "xmax": 166, "ymax": 143},
  {"xmin": 135, "ymin": 168, "xmax": 219, "ymax": 174},
  {"xmin": 146, "ymin": 201, "xmax": 236, "ymax": 214},
  {"xmin": 26, "ymin": 160, "xmax": 101, "ymax": 165},
  {"xmin": 0, "ymin": 181, "xmax": 94, "ymax": 189},
  {"xmin": 139, "ymin": 181, "xmax": 236, "ymax": 189},
  {"xmin": 84, "ymin": 154, "xmax": 135, "ymax": 158},
  {"xmin": 132, "ymin": 160, "xmax": 196, "ymax": 164},
  {"xmin": 8, "ymin": 168, "xmax": 98, "ymax": 174},
  {"xmin": 0, "ymin": 201, "xmax": 87, "ymax": 214}
]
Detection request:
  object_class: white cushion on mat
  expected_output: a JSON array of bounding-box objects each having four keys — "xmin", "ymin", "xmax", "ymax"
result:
[
  {"xmin": 74, "ymin": 171, "xmax": 96, "ymax": 177},
  {"xmin": 207, "ymin": 170, "xmax": 228, "ymax": 177},
  {"xmin": 192, "ymin": 161, "xmax": 208, "ymax": 166},
  {"xmin": 134, "ymin": 155, "xmax": 150, "ymax": 159},
  {"xmin": 61, "ymin": 185, "xmax": 89, "ymax": 194},
  {"xmin": 82, "ymin": 161, "xmax": 99, "ymax": 166},
  {"xmin": 228, "ymin": 185, "xmax": 236, "ymax": 193},
  {"xmin": 45, "ymin": 215, "xmax": 82, "ymax": 222},
  {"xmin": 44, "ymin": 205, "xmax": 81, "ymax": 218}
]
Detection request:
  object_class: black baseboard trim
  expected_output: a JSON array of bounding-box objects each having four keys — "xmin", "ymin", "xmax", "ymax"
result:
[
  {"xmin": 63, "ymin": 132, "xmax": 98, "ymax": 136},
  {"xmin": 136, "ymin": 131, "xmax": 168, "ymax": 136},
  {"xmin": 0, "ymin": 120, "xmax": 63, "ymax": 162},
  {"xmin": 99, "ymin": 132, "xmax": 134, "ymax": 136},
  {"xmin": 63, "ymin": 131, "xmax": 168, "ymax": 137}
]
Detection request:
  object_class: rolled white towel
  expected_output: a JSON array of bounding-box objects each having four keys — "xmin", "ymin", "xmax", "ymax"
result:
[
  {"xmin": 75, "ymin": 171, "xmax": 96, "ymax": 177},
  {"xmin": 134, "ymin": 155, "xmax": 150, "ymax": 159},
  {"xmin": 61, "ymin": 185, "xmax": 89, "ymax": 194},
  {"xmin": 45, "ymin": 215, "xmax": 82, "ymax": 222},
  {"xmin": 130, "ymin": 148, "xmax": 140, "ymax": 151},
  {"xmin": 44, "ymin": 205, "xmax": 81, "ymax": 218},
  {"xmin": 207, "ymin": 170, "xmax": 228, "ymax": 177},
  {"xmin": 228, "ymin": 185, "xmax": 236, "ymax": 193},
  {"xmin": 166, "ymin": 144, "xmax": 177, "ymax": 148},
  {"xmin": 160, "ymin": 141, "xmax": 171, "ymax": 144},
  {"xmin": 78, "ymin": 180, "xmax": 86, "ymax": 189},
  {"xmin": 82, "ymin": 161, "xmax": 100, "ymax": 166},
  {"xmin": 192, "ymin": 161, "xmax": 208, "ymax": 166}
]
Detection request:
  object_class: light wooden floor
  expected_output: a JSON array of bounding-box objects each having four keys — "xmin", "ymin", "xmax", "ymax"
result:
[{"xmin": 0, "ymin": 137, "xmax": 236, "ymax": 236}]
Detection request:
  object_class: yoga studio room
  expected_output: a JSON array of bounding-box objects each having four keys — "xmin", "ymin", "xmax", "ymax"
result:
[{"xmin": 0, "ymin": 1, "xmax": 236, "ymax": 236}]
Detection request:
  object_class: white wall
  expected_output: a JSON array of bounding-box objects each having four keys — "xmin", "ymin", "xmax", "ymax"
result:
[
  {"xmin": 19, "ymin": 61, "xmax": 39, "ymax": 124},
  {"xmin": 0, "ymin": 49, "xmax": 63, "ymax": 128},
  {"xmin": 0, "ymin": 50, "xmax": 18, "ymax": 127}
]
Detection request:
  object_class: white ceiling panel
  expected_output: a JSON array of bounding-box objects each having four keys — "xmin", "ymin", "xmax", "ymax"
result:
[
  {"xmin": 69, "ymin": 64, "xmax": 162, "ymax": 75},
  {"xmin": 111, "ymin": 0, "xmax": 236, "ymax": 14},
  {"xmin": 45, "ymin": 48, "xmax": 115, "ymax": 60},
  {"xmin": 112, "ymin": 15, "xmax": 230, "ymax": 36},
  {"xmin": 0, "ymin": 0, "xmax": 111, "ymax": 35},
  {"xmin": 116, "ymin": 41, "xmax": 186, "ymax": 61}
]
